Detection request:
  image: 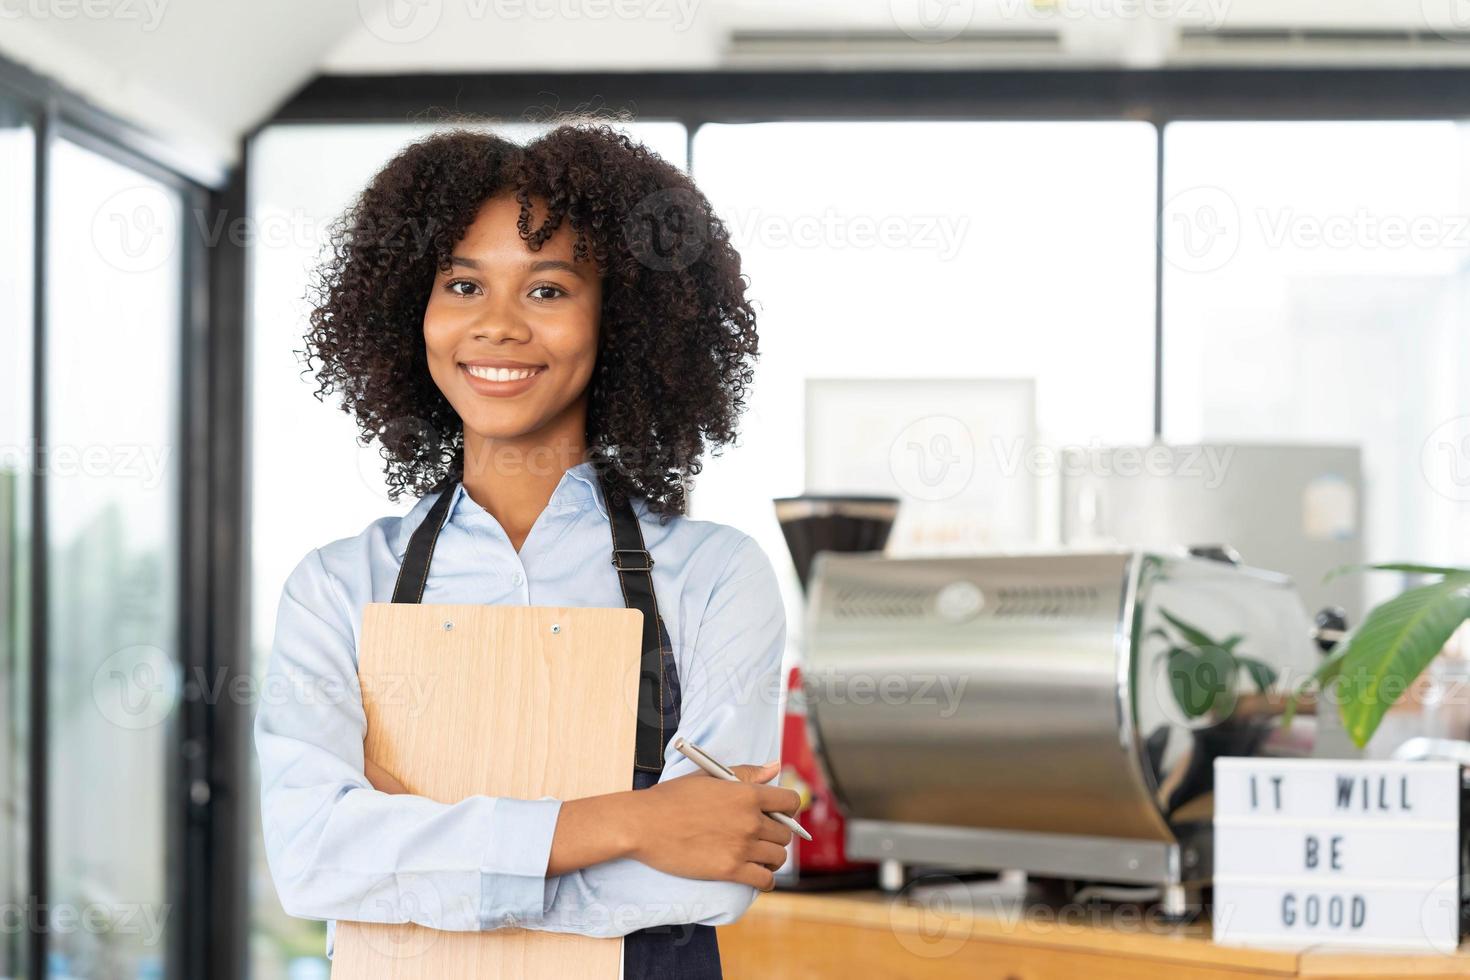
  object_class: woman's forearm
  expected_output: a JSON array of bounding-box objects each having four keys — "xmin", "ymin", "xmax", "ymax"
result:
[{"xmin": 544, "ymin": 790, "xmax": 643, "ymax": 876}]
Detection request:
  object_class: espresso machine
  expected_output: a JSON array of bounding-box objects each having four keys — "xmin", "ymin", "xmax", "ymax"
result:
[{"xmin": 800, "ymin": 547, "xmax": 1332, "ymax": 915}]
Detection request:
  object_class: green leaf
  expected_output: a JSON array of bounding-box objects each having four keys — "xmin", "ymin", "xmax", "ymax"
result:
[
  {"xmin": 1158, "ymin": 609, "xmax": 1218, "ymax": 650},
  {"xmin": 1220, "ymin": 634, "xmax": 1245, "ymax": 653},
  {"xmin": 1237, "ymin": 656, "xmax": 1278, "ymax": 693},
  {"xmin": 1323, "ymin": 562, "xmax": 1470, "ymax": 583},
  {"xmin": 1333, "ymin": 573, "xmax": 1470, "ymax": 748},
  {"xmin": 1283, "ymin": 645, "xmax": 1349, "ymax": 729},
  {"xmin": 1149, "ymin": 628, "xmax": 1178, "ymax": 668}
]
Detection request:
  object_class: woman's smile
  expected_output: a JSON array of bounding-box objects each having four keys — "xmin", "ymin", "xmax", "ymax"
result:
[{"xmin": 459, "ymin": 360, "xmax": 548, "ymax": 396}]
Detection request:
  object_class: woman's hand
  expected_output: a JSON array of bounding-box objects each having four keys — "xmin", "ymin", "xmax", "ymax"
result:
[
  {"xmin": 364, "ymin": 757, "xmax": 409, "ymax": 795},
  {"xmin": 621, "ymin": 761, "xmax": 799, "ymax": 891}
]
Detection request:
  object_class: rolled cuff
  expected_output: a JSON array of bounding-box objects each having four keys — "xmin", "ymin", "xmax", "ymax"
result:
[{"xmin": 479, "ymin": 797, "xmax": 563, "ymax": 928}]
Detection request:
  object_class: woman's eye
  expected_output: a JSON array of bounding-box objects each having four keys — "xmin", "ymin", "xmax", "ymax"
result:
[
  {"xmin": 529, "ymin": 284, "xmax": 566, "ymax": 301},
  {"xmin": 445, "ymin": 279, "xmax": 480, "ymax": 297}
]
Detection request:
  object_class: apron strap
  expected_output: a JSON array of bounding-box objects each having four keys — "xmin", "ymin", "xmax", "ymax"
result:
[
  {"xmin": 600, "ymin": 470, "xmax": 677, "ymax": 775},
  {"xmin": 387, "ymin": 471, "xmax": 677, "ymax": 775},
  {"xmin": 390, "ymin": 482, "xmax": 456, "ymax": 604}
]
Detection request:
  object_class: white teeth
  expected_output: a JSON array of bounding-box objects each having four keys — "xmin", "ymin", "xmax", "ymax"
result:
[{"xmin": 466, "ymin": 365, "xmax": 541, "ymax": 382}]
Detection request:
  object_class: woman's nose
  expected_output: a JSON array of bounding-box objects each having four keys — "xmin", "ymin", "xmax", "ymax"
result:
[{"xmin": 471, "ymin": 297, "xmax": 531, "ymax": 342}]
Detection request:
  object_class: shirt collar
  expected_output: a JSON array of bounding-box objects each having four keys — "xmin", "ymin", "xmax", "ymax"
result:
[
  {"xmin": 394, "ymin": 459, "xmax": 611, "ymax": 560},
  {"xmin": 449, "ymin": 459, "xmax": 611, "ymax": 523}
]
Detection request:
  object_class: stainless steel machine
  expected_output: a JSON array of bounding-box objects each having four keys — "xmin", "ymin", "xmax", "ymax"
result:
[{"xmin": 802, "ymin": 549, "xmax": 1330, "ymax": 914}]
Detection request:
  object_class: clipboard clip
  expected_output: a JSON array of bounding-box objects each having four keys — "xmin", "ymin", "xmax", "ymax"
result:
[{"xmin": 610, "ymin": 548, "xmax": 655, "ymax": 572}]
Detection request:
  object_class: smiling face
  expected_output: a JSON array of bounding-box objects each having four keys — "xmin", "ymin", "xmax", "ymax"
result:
[{"xmin": 423, "ymin": 192, "xmax": 603, "ymax": 467}]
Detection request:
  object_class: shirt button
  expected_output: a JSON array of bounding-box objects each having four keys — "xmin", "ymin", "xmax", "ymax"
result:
[{"xmin": 512, "ymin": 572, "xmax": 524, "ymax": 586}]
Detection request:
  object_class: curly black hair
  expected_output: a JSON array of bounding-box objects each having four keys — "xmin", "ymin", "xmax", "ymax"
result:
[{"xmin": 301, "ymin": 121, "xmax": 760, "ymax": 522}]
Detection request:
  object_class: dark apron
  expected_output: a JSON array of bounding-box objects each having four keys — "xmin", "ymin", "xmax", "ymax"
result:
[{"xmin": 389, "ymin": 468, "xmax": 723, "ymax": 980}]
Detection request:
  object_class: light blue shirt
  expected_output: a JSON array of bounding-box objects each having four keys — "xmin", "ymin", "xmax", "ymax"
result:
[{"xmin": 253, "ymin": 460, "xmax": 786, "ymax": 956}]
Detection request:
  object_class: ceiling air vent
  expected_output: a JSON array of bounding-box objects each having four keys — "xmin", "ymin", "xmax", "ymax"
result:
[
  {"xmin": 1176, "ymin": 26, "xmax": 1470, "ymax": 64},
  {"xmin": 725, "ymin": 29, "xmax": 1065, "ymax": 69}
]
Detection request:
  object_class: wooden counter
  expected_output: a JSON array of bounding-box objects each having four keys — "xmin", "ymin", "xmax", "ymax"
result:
[{"xmin": 718, "ymin": 891, "xmax": 1470, "ymax": 980}]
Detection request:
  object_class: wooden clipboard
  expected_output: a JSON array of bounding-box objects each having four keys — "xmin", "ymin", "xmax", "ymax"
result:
[{"xmin": 329, "ymin": 603, "xmax": 644, "ymax": 980}]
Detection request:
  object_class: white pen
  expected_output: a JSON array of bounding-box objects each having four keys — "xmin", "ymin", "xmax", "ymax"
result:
[{"xmin": 672, "ymin": 736, "xmax": 813, "ymax": 842}]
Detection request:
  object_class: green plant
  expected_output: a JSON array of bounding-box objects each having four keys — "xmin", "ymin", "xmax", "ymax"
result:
[
  {"xmin": 1152, "ymin": 609, "xmax": 1278, "ymax": 719},
  {"xmin": 1286, "ymin": 563, "xmax": 1470, "ymax": 748}
]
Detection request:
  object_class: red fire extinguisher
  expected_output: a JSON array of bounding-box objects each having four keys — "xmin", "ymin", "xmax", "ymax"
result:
[{"xmin": 778, "ymin": 665, "xmax": 875, "ymax": 885}]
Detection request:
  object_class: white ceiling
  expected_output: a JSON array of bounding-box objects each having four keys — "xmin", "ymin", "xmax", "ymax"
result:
[{"xmin": 3, "ymin": 0, "xmax": 1467, "ymax": 171}]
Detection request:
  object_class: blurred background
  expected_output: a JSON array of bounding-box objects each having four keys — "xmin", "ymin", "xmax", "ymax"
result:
[{"xmin": 4, "ymin": 1, "xmax": 1470, "ymax": 977}]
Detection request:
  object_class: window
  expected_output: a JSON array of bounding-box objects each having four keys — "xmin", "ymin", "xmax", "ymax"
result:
[
  {"xmin": 690, "ymin": 120, "xmax": 1158, "ymax": 583},
  {"xmin": 0, "ymin": 92, "xmax": 34, "ymax": 980},
  {"xmin": 44, "ymin": 137, "xmax": 183, "ymax": 980},
  {"xmin": 1162, "ymin": 121, "xmax": 1470, "ymax": 606}
]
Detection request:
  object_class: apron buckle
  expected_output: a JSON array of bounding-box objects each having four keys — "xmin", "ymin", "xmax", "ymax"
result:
[{"xmin": 611, "ymin": 549, "xmax": 655, "ymax": 571}]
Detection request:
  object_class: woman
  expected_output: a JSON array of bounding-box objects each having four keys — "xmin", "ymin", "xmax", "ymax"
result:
[{"xmin": 253, "ymin": 123, "xmax": 797, "ymax": 979}]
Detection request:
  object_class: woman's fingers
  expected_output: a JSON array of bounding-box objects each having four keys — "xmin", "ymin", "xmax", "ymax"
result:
[
  {"xmin": 755, "ymin": 784, "xmax": 801, "ymax": 815},
  {"xmin": 733, "ymin": 863, "xmax": 777, "ymax": 892},
  {"xmin": 728, "ymin": 762, "xmax": 780, "ymax": 784},
  {"xmin": 756, "ymin": 815, "xmax": 794, "ymax": 846},
  {"xmin": 748, "ymin": 840, "xmax": 788, "ymax": 871}
]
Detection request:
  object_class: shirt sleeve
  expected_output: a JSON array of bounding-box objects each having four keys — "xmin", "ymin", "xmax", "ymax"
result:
[
  {"xmin": 253, "ymin": 547, "xmax": 564, "ymax": 940},
  {"xmin": 523, "ymin": 533, "xmax": 788, "ymax": 938}
]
